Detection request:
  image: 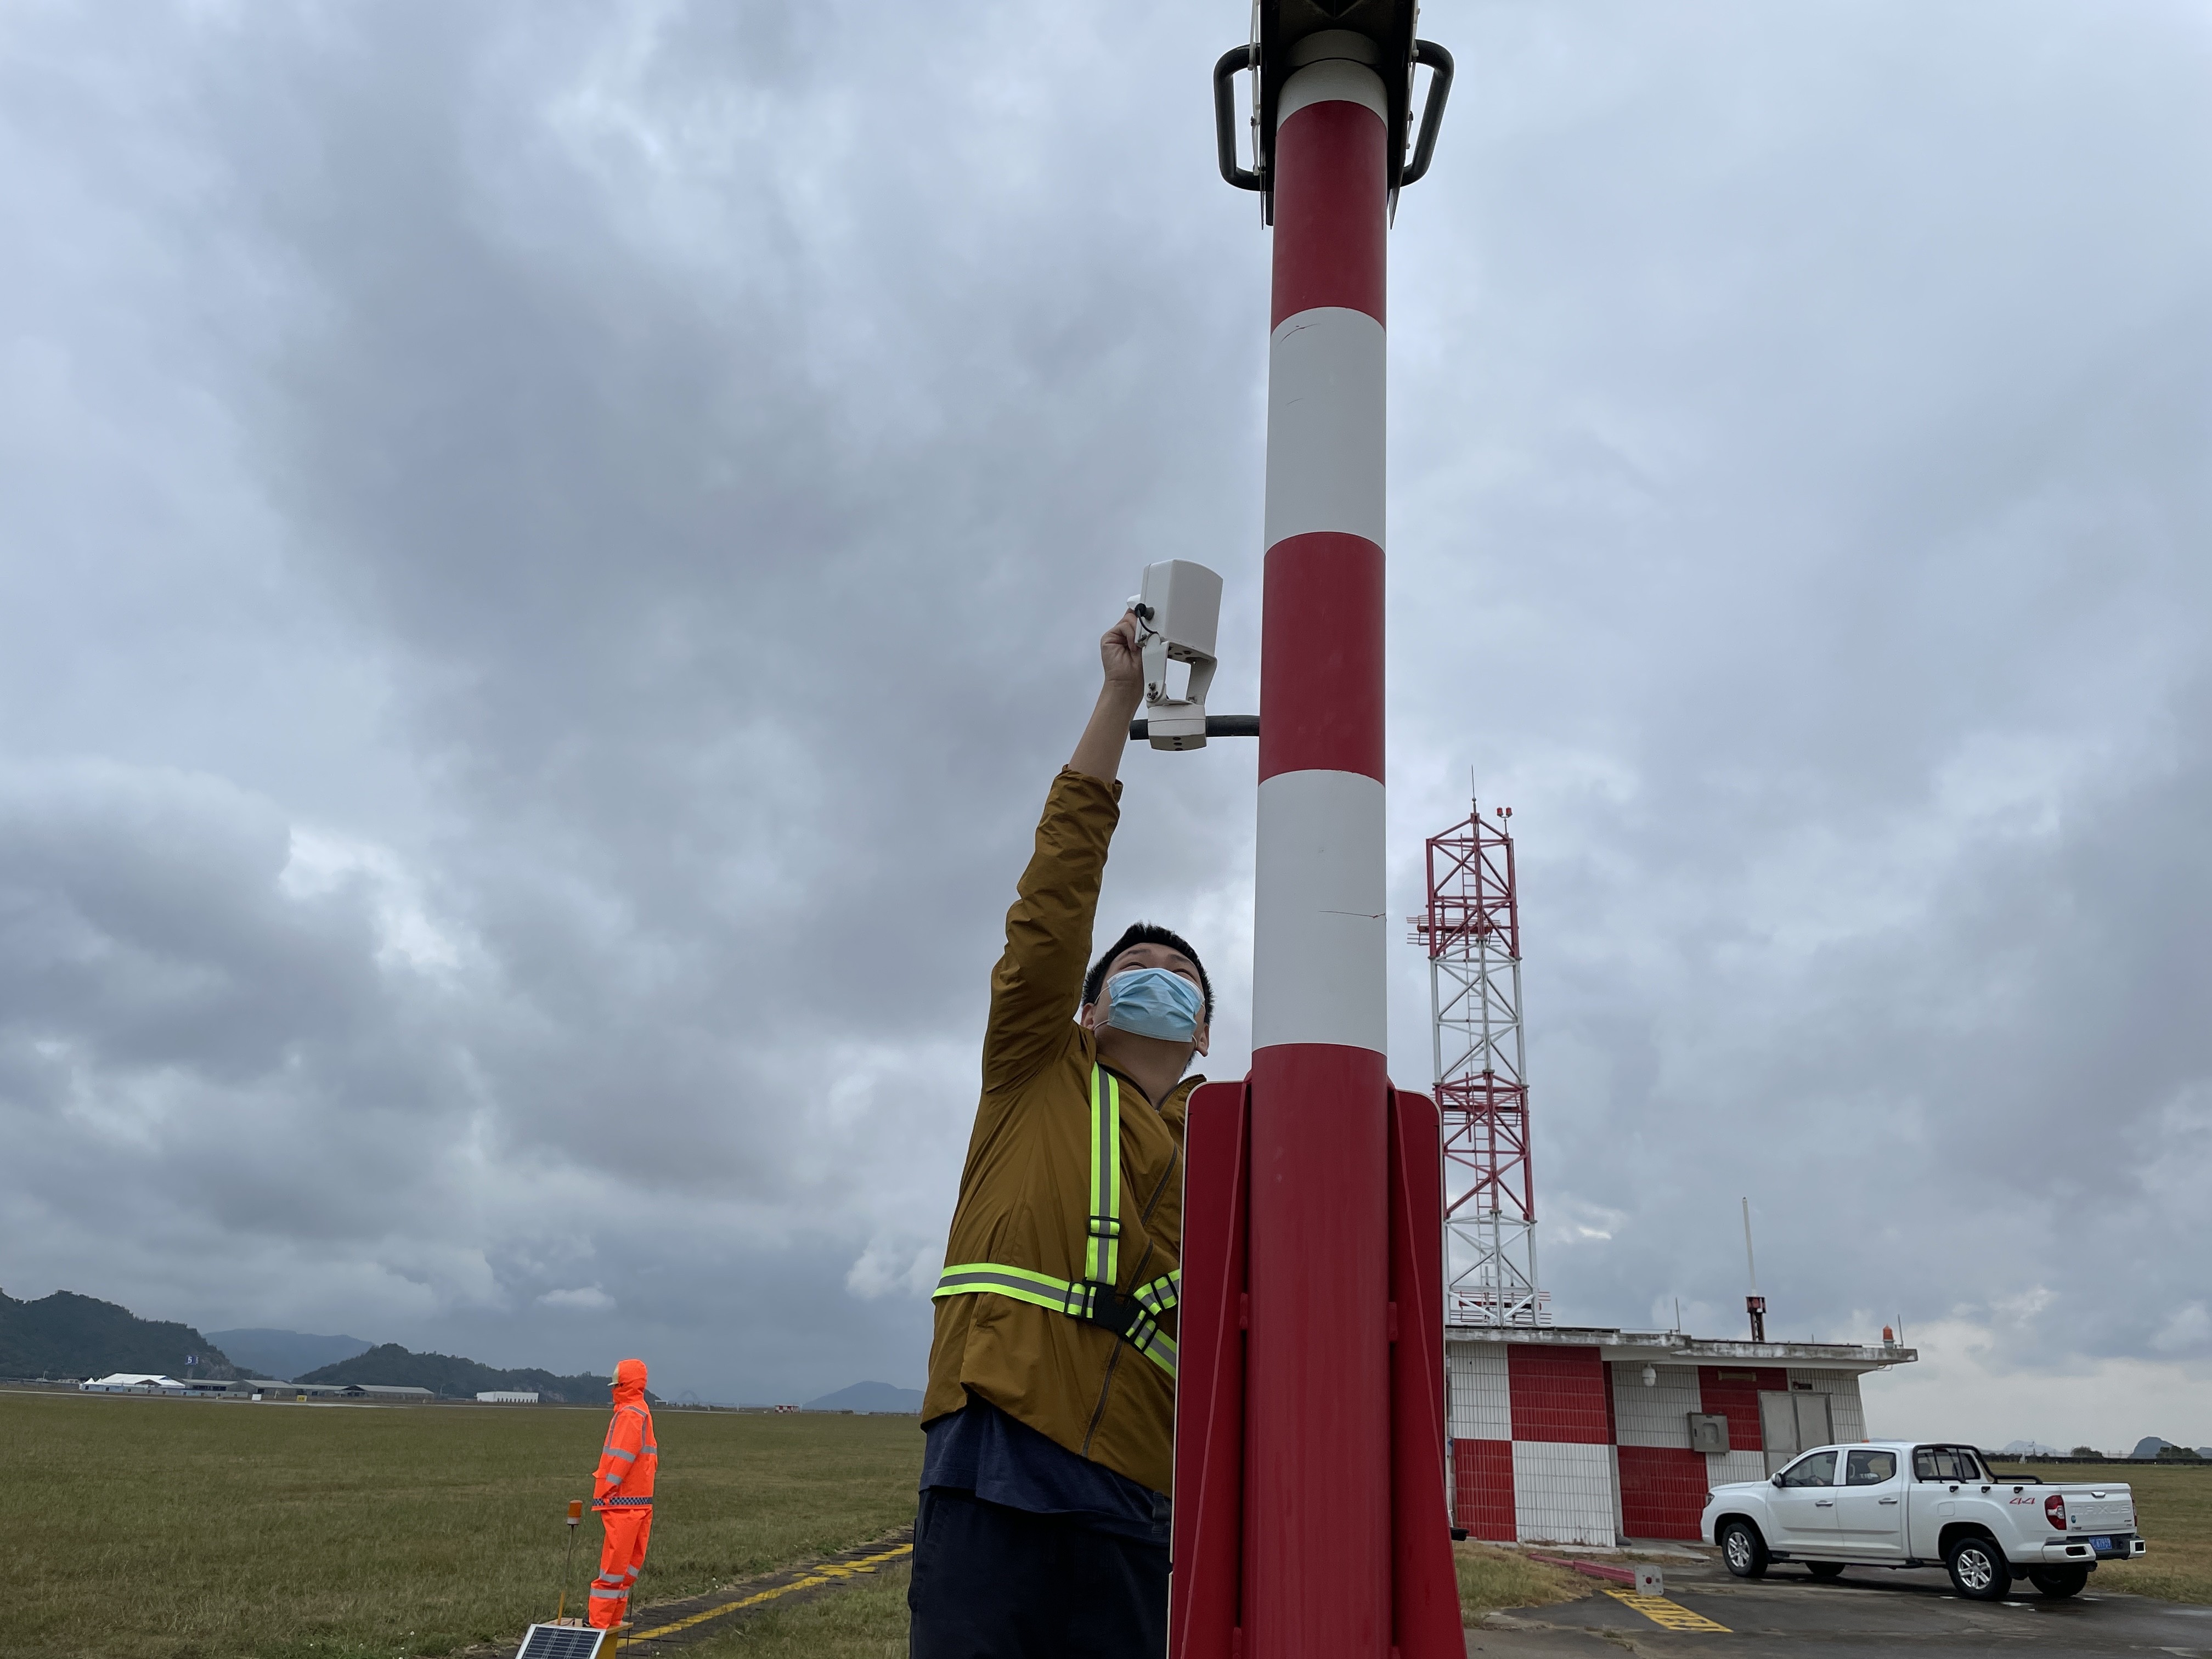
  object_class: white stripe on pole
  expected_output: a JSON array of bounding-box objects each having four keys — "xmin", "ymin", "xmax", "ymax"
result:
[
  {"xmin": 1250, "ymin": 768, "xmax": 1388, "ymax": 1054},
  {"xmin": 1276, "ymin": 59, "xmax": 1389, "ymax": 123},
  {"xmin": 1263, "ymin": 308, "xmax": 1387, "ymax": 550}
]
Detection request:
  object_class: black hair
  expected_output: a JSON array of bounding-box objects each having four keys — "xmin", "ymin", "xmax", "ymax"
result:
[{"xmin": 1082, "ymin": 923, "xmax": 1214, "ymax": 1022}]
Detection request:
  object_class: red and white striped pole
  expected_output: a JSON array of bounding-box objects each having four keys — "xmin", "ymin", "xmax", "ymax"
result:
[
  {"xmin": 1172, "ymin": 19, "xmax": 1458, "ymax": 1659},
  {"xmin": 1248, "ymin": 41, "xmax": 1393, "ymax": 1659}
]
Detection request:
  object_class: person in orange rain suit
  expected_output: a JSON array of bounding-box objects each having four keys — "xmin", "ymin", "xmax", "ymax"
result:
[{"xmin": 588, "ymin": 1358, "xmax": 658, "ymax": 1629}]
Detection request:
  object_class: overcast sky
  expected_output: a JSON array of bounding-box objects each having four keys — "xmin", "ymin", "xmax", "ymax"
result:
[{"xmin": 2, "ymin": 1, "xmax": 2207, "ymax": 1446}]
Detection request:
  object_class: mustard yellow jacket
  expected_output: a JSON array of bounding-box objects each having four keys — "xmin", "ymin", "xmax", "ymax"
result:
[{"xmin": 922, "ymin": 766, "xmax": 1195, "ymax": 1494}]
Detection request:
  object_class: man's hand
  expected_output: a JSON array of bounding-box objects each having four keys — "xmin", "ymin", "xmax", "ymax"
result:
[
  {"xmin": 1100, "ymin": 610, "xmax": 1146, "ymax": 706},
  {"xmin": 1071, "ymin": 609, "xmax": 1147, "ymax": 785}
]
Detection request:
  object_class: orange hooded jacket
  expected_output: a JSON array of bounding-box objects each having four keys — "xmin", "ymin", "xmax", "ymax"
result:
[{"xmin": 592, "ymin": 1358, "xmax": 657, "ymax": 1510}]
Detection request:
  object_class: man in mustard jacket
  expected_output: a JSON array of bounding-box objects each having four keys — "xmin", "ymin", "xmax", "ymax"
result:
[{"xmin": 910, "ymin": 608, "xmax": 1212, "ymax": 1657}]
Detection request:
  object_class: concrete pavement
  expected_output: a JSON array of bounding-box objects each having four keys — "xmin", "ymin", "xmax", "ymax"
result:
[{"xmin": 1467, "ymin": 1553, "xmax": 2212, "ymax": 1655}]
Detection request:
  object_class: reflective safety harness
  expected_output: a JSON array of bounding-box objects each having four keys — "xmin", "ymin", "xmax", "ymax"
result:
[{"xmin": 933, "ymin": 1066, "xmax": 1179, "ymax": 1375}]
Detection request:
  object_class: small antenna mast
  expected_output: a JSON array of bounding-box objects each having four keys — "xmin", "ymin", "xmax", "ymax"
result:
[{"xmin": 1741, "ymin": 1196, "xmax": 1767, "ymax": 1341}]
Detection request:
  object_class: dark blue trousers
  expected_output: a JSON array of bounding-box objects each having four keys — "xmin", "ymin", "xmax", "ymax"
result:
[{"xmin": 907, "ymin": 1486, "xmax": 1169, "ymax": 1658}]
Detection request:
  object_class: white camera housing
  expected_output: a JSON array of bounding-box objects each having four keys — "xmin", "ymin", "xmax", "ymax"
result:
[{"xmin": 1128, "ymin": 560, "xmax": 1222, "ymax": 751}]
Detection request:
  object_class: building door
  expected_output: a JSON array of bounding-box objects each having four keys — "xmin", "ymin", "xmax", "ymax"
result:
[
  {"xmin": 1759, "ymin": 1390, "xmax": 1834, "ymax": 1475},
  {"xmin": 1796, "ymin": 1391, "xmax": 1833, "ymax": 1455}
]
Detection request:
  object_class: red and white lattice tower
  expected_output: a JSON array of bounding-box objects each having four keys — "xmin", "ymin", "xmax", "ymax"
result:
[{"xmin": 1411, "ymin": 798, "xmax": 1548, "ymax": 1327}]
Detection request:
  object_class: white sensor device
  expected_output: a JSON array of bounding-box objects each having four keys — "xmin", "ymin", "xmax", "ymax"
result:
[{"xmin": 1128, "ymin": 560, "xmax": 1222, "ymax": 751}]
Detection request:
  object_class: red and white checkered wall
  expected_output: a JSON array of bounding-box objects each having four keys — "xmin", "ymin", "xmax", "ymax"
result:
[{"xmin": 1444, "ymin": 1343, "xmax": 1866, "ymax": 1543}]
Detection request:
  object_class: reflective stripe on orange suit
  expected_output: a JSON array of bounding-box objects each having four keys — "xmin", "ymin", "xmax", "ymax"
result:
[
  {"xmin": 588, "ymin": 1506, "xmax": 652, "ymax": 1629},
  {"xmin": 589, "ymin": 1357, "xmax": 657, "ymax": 1629}
]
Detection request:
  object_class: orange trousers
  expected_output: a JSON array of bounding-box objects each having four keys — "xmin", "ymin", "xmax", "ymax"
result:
[{"xmin": 588, "ymin": 1505, "xmax": 653, "ymax": 1629}]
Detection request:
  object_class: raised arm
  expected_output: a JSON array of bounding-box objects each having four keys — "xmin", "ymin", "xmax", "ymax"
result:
[
  {"xmin": 1069, "ymin": 612, "xmax": 1146, "ymax": 785},
  {"xmin": 981, "ymin": 614, "xmax": 1147, "ymax": 1093}
]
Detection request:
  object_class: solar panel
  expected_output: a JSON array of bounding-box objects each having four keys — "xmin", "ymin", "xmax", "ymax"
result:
[{"xmin": 515, "ymin": 1624, "xmax": 607, "ymax": 1659}]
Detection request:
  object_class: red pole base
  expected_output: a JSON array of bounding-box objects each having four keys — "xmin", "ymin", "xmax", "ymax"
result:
[{"xmin": 1171, "ymin": 1080, "xmax": 1461, "ymax": 1659}]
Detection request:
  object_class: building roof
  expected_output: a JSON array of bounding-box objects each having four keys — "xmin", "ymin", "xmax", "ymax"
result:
[
  {"xmin": 1443, "ymin": 1323, "xmax": 1915, "ymax": 1374},
  {"xmin": 287, "ymin": 1381, "xmax": 436, "ymax": 1397}
]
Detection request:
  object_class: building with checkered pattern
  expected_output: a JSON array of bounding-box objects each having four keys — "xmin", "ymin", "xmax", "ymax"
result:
[
  {"xmin": 1414, "ymin": 804, "xmax": 1918, "ymax": 1544},
  {"xmin": 1444, "ymin": 1327, "xmax": 1916, "ymax": 1543}
]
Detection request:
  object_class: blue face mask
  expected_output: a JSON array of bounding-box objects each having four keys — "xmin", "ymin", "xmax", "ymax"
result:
[{"xmin": 1102, "ymin": 967, "xmax": 1204, "ymax": 1043}]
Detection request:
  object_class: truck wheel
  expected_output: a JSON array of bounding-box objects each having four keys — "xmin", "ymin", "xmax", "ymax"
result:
[
  {"xmin": 1720, "ymin": 1520, "xmax": 1768, "ymax": 1579},
  {"xmin": 1945, "ymin": 1535, "xmax": 2008, "ymax": 1601},
  {"xmin": 2028, "ymin": 1566, "xmax": 2087, "ymax": 1599},
  {"xmin": 1806, "ymin": 1561, "xmax": 1845, "ymax": 1579}
]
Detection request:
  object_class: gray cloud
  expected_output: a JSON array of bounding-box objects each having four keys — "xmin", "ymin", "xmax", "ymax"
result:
[
  {"xmin": 1, "ymin": 0, "xmax": 2207, "ymax": 1426},
  {"xmin": 1383, "ymin": 0, "xmax": 2212, "ymax": 1395}
]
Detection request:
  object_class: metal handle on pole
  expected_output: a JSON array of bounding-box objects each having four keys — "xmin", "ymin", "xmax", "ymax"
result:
[
  {"xmin": 1398, "ymin": 41, "xmax": 1455, "ymax": 188},
  {"xmin": 1214, "ymin": 45, "xmax": 1262, "ymax": 191}
]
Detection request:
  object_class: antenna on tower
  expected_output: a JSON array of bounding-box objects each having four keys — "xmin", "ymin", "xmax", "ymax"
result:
[
  {"xmin": 1412, "ymin": 790, "xmax": 1545, "ymax": 1326},
  {"xmin": 1742, "ymin": 1196, "xmax": 1767, "ymax": 1341}
]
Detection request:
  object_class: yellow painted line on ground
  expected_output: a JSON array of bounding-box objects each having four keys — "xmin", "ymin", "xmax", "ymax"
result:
[
  {"xmin": 1603, "ymin": 1588, "xmax": 1731, "ymax": 1633},
  {"xmin": 629, "ymin": 1543, "xmax": 914, "ymax": 1642}
]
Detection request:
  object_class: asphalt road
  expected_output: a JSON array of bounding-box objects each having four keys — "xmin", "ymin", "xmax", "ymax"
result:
[{"xmin": 1468, "ymin": 1555, "xmax": 2212, "ymax": 1656}]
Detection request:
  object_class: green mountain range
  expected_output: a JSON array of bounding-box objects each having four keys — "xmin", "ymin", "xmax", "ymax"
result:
[
  {"xmin": 1, "ymin": 1290, "xmax": 629, "ymax": 1403},
  {"xmin": 296, "ymin": 1343, "xmax": 632, "ymax": 1403},
  {"xmin": 0, "ymin": 1289, "xmax": 238, "ymax": 1380},
  {"xmin": 205, "ymin": 1328, "xmax": 373, "ymax": 1382},
  {"xmin": 803, "ymin": 1380, "xmax": 923, "ymax": 1413}
]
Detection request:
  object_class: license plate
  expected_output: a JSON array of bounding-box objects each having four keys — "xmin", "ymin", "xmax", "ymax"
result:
[{"xmin": 2090, "ymin": 1536, "xmax": 2114, "ymax": 1553}]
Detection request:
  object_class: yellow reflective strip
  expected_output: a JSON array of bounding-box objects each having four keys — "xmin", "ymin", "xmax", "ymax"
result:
[
  {"xmin": 938, "ymin": 1278, "xmax": 1066, "ymax": 1316},
  {"xmin": 1602, "ymin": 1590, "xmax": 1729, "ymax": 1633},
  {"xmin": 1133, "ymin": 1273, "xmax": 1180, "ymax": 1315},
  {"xmin": 1092, "ymin": 1066, "xmax": 1124, "ymax": 1283},
  {"xmin": 934, "ymin": 1264, "xmax": 1086, "ymax": 1317},
  {"xmin": 936, "ymin": 1262, "xmax": 1171, "ymax": 1372},
  {"xmin": 1103, "ymin": 1070, "xmax": 1120, "ymax": 1285},
  {"xmin": 1085, "ymin": 1068, "xmax": 1097, "ymax": 1282},
  {"xmin": 936, "ymin": 1261, "xmax": 1070, "ymax": 1293},
  {"xmin": 1133, "ymin": 1327, "xmax": 1177, "ymax": 1374}
]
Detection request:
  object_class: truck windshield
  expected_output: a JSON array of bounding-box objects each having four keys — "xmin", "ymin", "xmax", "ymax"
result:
[{"xmin": 1914, "ymin": 1446, "xmax": 1985, "ymax": 1482}]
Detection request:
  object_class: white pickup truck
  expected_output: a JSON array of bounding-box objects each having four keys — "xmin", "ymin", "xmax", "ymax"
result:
[{"xmin": 1701, "ymin": 1442, "xmax": 2146, "ymax": 1601}]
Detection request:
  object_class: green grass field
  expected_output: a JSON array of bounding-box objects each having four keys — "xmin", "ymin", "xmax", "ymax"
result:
[
  {"xmin": 25, "ymin": 1392, "xmax": 2198, "ymax": 1659},
  {"xmin": 1, "ymin": 1391, "xmax": 922, "ymax": 1659},
  {"xmin": 1452, "ymin": 1543, "xmax": 1587, "ymax": 1618},
  {"xmin": 681, "ymin": 1566, "xmax": 911, "ymax": 1659},
  {"xmin": 1988, "ymin": 1460, "xmax": 2212, "ymax": 1604}
]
